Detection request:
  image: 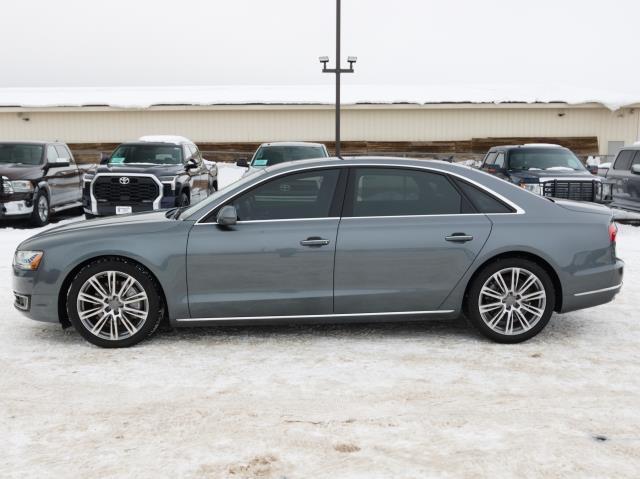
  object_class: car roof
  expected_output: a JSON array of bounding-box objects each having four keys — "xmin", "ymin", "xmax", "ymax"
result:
[
  {"xmin": 0, "ymin": 140, "xmax": 64, "ymax": 145},
  {"xmin": 258, "ymin": 142, "xmax": 326, "ymax": 148}
]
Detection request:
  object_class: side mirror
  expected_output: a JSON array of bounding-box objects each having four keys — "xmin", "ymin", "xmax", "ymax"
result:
[
  {"xmin": 216, "ymin": 205, "xmax": 237, "ymax": 226},
  {"xmin": 100, "ymin": 153, "xmax": 110, "ymax": 165},
  {"xmin": 186, "ymin": 158, "xmax": 198, "ymax": 170},
  {"xmin": 50, "ymin": 159, "xmax": 70, "ymax": 168},
  {"xmin": 485, "ymin": 164, "xmax": 506, "ymax": 174},
  {"xmin": 236, "ymin": 158, "xmax": 249, "ymax": 168},
  {"xmin": 632, "ymin": 164, "xmax": 640, "ymax": 175}
]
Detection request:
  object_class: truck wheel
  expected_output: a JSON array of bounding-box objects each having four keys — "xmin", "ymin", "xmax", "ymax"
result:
[
  {"xmin": 178, "ymin": 192, "xmax": 190, "ymax": 207},
  {"xmin": 30, "ymin": 191, "xmax": 50, "ymax": 227},
  {"xmin": 66, "ymin": 257, "xmax": 163, "ymax": 348}
]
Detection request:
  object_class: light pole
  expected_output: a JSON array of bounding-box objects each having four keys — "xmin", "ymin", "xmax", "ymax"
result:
[{"xmin": 320, "ymin": 0, "xmax": 356, "ymax": 158}]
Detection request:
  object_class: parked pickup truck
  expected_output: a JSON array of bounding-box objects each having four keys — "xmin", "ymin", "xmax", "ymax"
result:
[
  {"xmin": 480, "ymin": 144, "xmax": 611, "ymax": 203},
  {"xmin": 0, "ymin": 141, "xmax": 84, "ymax": 226},
  {"xmin": 83, "ymin": 136, "xmax": 218, "ymax": 219}
]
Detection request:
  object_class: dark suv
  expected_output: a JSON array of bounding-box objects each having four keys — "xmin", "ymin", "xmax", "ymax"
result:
[
  {"xmin": 83, "ymin": 136, "xmax": 217, "ymax": 218},
  {"xmin": 480, "ymin": 144, "xmax": 608, "ymax": 203},
  {"xmin": 604, "ymin": 146, "xmax": 640, "ymax": 212},
  {"xmin": 1, "ymin": 141, "xmax": 85, "ymax": 226}
]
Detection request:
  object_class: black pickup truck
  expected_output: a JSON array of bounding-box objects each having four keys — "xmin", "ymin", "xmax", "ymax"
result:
[
  {"xmin": 82, "ymin": 136, "xmax": 218, "ymax": 218},
  {"xmin": 0, "ymin": 141, "xmax": 84, "ymax": 226}
]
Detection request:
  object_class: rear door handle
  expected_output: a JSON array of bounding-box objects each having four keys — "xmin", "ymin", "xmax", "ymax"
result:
[
  {"xmin": 300, "ymin": 237, "xmax": 331, "ymax": 247},
  {"xmin": 445, "ymin": 233, "xmax": 474, "ymax": 243}
]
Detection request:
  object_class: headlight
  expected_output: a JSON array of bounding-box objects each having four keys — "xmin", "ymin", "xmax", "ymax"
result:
[
  {"xmin": 10, "ymin": 180, "xmax": 34, "ymax": 193},
  {"xmin": 83, "ymin": 173, "xmax": 94, "ymax": 182},
  {"xmin": 159, "ymin": 176, "xmax": 177, "ymax": 190},
  {"xmin": 2, "ymin": 177, "xmax": 13, "ymax": 194},
  {"xmin": 13, "ymin": 251, "xmax": 44, "ymax": 271},
  {"xmin": 522, "ymin": 183, "xmax": 543, "ymax": 195}
]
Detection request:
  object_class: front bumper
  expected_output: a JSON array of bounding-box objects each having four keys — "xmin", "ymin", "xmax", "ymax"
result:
[
  {"xmin": 1, "ymin": 199, "xmax": 34, "ymax": 218},
  {"xmin": 12, "ymin": 268, "xmax": 59, "ymax": 323}
]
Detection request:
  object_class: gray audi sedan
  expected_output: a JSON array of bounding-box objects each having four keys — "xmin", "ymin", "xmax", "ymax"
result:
[{"xmin": 12, "ymin": 158, "xmax": 623, "ymax": 348}]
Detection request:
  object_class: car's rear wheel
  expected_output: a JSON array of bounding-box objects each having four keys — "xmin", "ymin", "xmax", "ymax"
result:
[
  {"xmin": 465, "ymin": 258, "xmax": 555, "ymax": 343},
  {"xmin": 67, "ymin": 258, "xmax": 163, "ymax": 348}
]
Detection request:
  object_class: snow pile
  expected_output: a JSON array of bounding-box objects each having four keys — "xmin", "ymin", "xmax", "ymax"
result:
[{"xmin": 0, "ymin": 84, "xmax": 638, "ymax": 111}]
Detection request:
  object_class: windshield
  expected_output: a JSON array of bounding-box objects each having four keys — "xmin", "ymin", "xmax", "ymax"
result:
[
  {"xmin": 0, "ymin": 144, "xmax": 44, "ymax": 165},
  {"xmin": 508, "ymin": 148, "xmax": 586, "ymax": 171},
  {"xmin": 251, "ymin": 145, "xmax": 326, "ymax": 167},
  {"xmin": 180, "ymin": 168, "xmax": 267, "ymax": 219},
  {"xmin": 109, "ymin": 144, "xmax": 183, "ymax": 165}
]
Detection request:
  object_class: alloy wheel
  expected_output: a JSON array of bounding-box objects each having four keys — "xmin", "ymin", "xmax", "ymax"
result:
[
  {"xmin": 38, "ymin": 195, "xmax": 49, "ymax": 223},
  {"xmin": 76, "ymin": 271, "xmax": 149, "ymax": 341},
  {"xmin": 478, "ymin": 267, "xmax": 546, "ymax": 335}
]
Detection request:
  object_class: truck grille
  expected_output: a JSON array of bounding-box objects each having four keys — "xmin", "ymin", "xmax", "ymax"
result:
[
  {"xmin": 542, "ymin": 180, "xmax": 597, "ymax": 202},
  {"xmin": 93, "ymin": 176, "xmax": 159, "ymax": 205}
]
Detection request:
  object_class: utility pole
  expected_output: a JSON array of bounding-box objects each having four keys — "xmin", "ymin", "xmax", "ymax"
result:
[{"xmin": 319, "ymin": 0, "xmax": 357, "ymax": 158}]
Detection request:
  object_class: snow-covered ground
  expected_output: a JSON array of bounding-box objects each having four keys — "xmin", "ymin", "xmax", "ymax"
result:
[{"xmin": 1, "ymin": 167, "xmax": 639, "ymax": 478}]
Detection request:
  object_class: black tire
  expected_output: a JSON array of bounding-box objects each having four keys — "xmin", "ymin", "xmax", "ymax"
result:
[
  {"xmin": 66, "ymin": 258, "xmax": 164, "ymax": 348},
  {"xmin": 178, "ymin": 191, "xmax": 190, "ymax": 207},
  {"xmin": 465, "ymin": 258, "xmax": 555, "ymax": 344},
  {"xmin": 29, "ymin": 190, "xmax": 50, "ymax": 227}
]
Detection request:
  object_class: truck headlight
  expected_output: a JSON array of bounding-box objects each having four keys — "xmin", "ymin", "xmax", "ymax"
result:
[
  {"xmin": 83, "ymin": 173, "xmax": 94, "ymax": 182},
  {"xmin": 13, "ymin": 251, "xmax": 44, "ymax": 271},
  {"xmin": 521, "ymin": 183, "xmax": 542, "ymax": 195},
  {"xmin": 10, "ymin": 180, "xmax": 34, "ymax": 193},
  {"xmin": 159, "ymin": 176, "xmax": 177, "ymax": 190}
]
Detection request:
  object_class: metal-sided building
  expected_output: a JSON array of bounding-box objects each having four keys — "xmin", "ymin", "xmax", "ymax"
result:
[{"xmin": 0, "ymin": 85, "xmax": 638, "ymax": 163}]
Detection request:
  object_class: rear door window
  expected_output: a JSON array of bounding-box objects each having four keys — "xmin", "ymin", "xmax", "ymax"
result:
[{"xmin": 345, "ymin": 168, "xmax": 470, "ymax": 217}]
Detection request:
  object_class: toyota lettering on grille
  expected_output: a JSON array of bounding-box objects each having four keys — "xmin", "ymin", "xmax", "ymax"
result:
[{"xmin": 119, "ymin": 177, "xmax": 130, "ymax": 185}]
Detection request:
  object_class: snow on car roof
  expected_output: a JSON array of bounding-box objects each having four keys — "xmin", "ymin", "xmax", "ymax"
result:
[
  {"xmin": 259, "ymin": 142, "xmax": 325, "ymax": 148},
  {"xmin": 1, "ymin": 84, "xmax": 639, "ymax": 111},
  {"xmin": 138, "ymin": 135, "xmax": 193, "ymax": 145}
]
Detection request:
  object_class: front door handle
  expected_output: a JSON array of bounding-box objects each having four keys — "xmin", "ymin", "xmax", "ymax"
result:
[
  {"xmin": 445, "ymin": 233, "xmax": 474, "ymax": 243},
  {"xmin": 300, "ymin": 237, "xmax": 331, "ymax": 247}
]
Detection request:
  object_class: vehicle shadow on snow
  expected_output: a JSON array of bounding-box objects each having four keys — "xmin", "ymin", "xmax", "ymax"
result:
[
  {"xmin": 0, "ymin": 207, "xmax": 84, "ymax": 230},
  {"xmin": 28, "ymin": 313, "xmax": 587, "ymax": 348}
]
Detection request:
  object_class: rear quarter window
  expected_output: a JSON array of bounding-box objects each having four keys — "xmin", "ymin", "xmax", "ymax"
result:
[{"xmin": 454, "ymin": 179, "xmax": 514, "ymax": 214}]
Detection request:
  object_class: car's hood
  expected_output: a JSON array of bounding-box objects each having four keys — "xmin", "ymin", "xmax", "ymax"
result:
[
  {"xmin": 32, "ymin": 210, "xmax": 173, "ymax": 238},
  {"xmin": 509, "ymin": 169, "xmax": 598, "ymax": 182},
  {"xmin": 0, "ymin": 164, "xmax": 43, "ymax": 180},
  {"xmin": 94, "ymin": 164, "xmax": 185, "ymax": 176}
]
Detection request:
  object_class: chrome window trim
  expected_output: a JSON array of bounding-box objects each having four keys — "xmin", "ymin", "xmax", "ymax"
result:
[
  {"xmin": 194, "ymin": 163, "xmax": 525, "ymax": 226},
  {"xmin": 90, "ymin": 173, "xmax": 164, "ymax": 215},
  {"xmin": 176, "ymin": 309, "xmax": 456, "ymax": 322},
  {"xmin": 573, "ymin": 283, "xmax": 622, "ymax": 297}
]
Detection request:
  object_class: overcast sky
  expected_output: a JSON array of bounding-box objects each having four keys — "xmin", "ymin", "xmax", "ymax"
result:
[{"xmin": 2, "ymin": 0, "xmax": 638, "ymax": 93}]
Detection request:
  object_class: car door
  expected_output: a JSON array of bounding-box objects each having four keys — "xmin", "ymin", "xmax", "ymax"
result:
[
  {"xmin": 186, "ymin": 168, "xmax": 345, "ymax": 319},
  {"xmin": 54, "ymin": 144, "xmax": 81, "ymax": 203},
  {"xmin": 609, "ymin": 150, "xmax": 636, "ymax": 208},
  {"xmin": 44, "ymin": 145, "xmax": 65, "ymax": 206},
  {"xmin": 190, "ymin": 144, "xmax": 209, "ymax": 200},
  {"xmin": 334, "ymin": 166, "xmax": 492, "ymax": 314}
]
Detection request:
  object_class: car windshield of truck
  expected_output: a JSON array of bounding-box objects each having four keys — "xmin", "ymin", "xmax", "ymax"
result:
[
  {"xmin": 109, "ymin": 144, "xmax": 183, "ymax": 165},
  {"xmin": 251, "ymin": 146, "xmax": 326, "ymax": 167},
  {"xmin": 0, "ymin": 144, "xmax": 44, "ymax": 165},
  {"xmin": 508, "ymin": 148, "xmax": 586, "ymax": 171}
]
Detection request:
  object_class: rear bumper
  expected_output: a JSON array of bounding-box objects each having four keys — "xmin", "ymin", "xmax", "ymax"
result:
[{"xmin": 560, "ymin": 259, "xmax": 624, "ymax": 313}]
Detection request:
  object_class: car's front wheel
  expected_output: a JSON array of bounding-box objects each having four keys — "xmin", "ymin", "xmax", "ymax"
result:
[
  {"xmin": 465, "ymin": 258, "xmax": 555, "ymax": 343},
  {"xmin": 30, "ymin": 191, "xmax": 50, "ymax": 227},
  {"xmin": 67, "ymin": 258, "xmax": 163, "ymax": 348}
]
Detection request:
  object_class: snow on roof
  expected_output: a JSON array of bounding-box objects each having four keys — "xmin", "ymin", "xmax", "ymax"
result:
[
  {"xmin": 0, "ymin": 84, "xmax": 638, "ymax": 111},
  {"xmin": 138, "ymin": 135, "xmax": 193, "ymax": 144}
]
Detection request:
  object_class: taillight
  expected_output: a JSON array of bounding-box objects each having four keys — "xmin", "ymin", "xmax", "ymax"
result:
[{"xmin": 609, "ymin": 222, "xmax": 618, "ymax": 243}]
